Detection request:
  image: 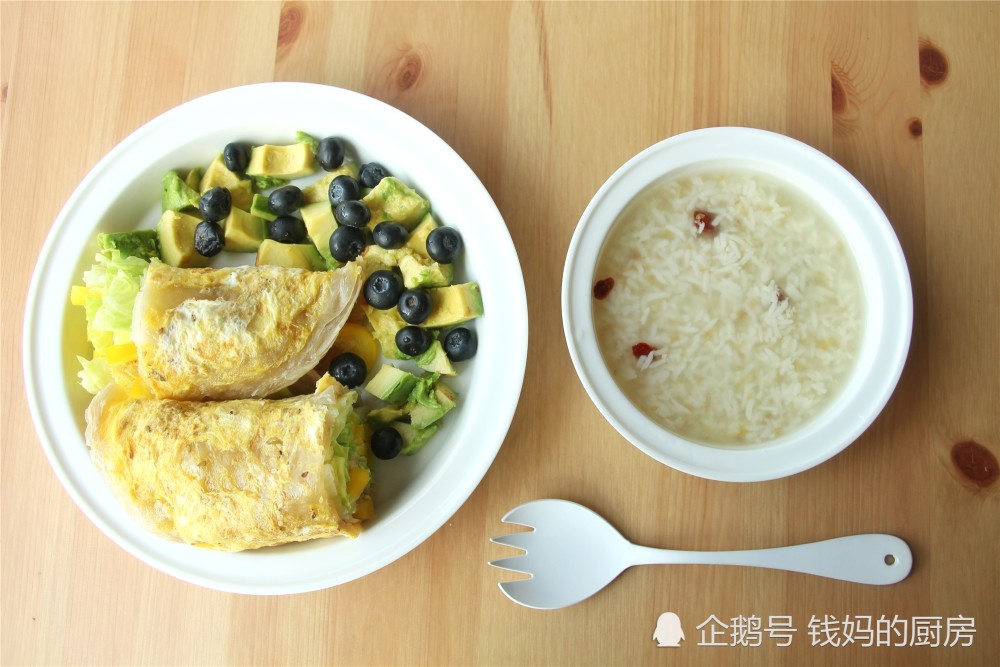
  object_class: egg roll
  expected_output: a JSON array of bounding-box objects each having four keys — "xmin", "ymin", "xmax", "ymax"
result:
[
  {"xmin": 85, "ymin": 377, "xmax": 371, "ymax": 551},
  {"xmin": 132, "ymin": 262, "xmax": 362, "ymax": 400}
]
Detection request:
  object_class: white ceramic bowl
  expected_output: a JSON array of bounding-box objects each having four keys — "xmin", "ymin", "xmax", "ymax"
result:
[
  {"xmin": 23, "ymin": 83, "xmax": 528, "ymax": 593},
  {"xmin": 562, "ymin": 127, "xmax": 911, "ymax": 482}
]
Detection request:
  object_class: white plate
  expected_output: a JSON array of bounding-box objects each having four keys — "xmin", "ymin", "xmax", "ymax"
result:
[{"xmin": 23, "ymin": 83, "xmax": 528, "ymax": 594}]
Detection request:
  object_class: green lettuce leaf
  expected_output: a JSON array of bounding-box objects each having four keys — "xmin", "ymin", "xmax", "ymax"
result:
[{"xmin": 75, "ymin": 249, "xmax": 150, "ymax": 393}]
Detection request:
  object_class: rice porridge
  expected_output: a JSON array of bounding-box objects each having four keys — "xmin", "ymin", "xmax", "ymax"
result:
[{"xmin": 592, "ymin": 169, "xmax": 864, "ymax": 445}]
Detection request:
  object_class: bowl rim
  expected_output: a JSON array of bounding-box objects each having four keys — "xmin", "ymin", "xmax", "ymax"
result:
[
  {"xmin": 561, "ymin": 127, "xmax": 912, "ymax": 482},
  {"xmin": 23, "ymin": 82, "xmax": 529, "ymax": 593}
]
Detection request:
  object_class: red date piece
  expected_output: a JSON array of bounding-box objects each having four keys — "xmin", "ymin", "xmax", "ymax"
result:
[
  {"xmin": 593, "ymin": 277, "xmax": 615, "ymax": 300},
  {"xmin": 631, "ymin": 342, "xmax": 658, "ymax": 358},
  {"xmin": 693, "ymin": 210, "xmax": 718, "ymax": 235}
]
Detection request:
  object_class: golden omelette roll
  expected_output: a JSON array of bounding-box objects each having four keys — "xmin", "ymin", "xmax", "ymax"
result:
[
  {"xmin": 132, "ymin": 262, "xmax": 362, "ymax": 401},
  {"xmin": 85, "ymin": 376, "xmax": 371, "ymax": 551}
]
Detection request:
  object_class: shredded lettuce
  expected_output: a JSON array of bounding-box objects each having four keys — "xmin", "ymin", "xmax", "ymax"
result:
[
  {"xmin": 74, "ymin": 249, "xmax": 150, "ymax": 393},
  {"xmin": 77, "ymin": 356, "xmax": 112, "ymax": 395},
  {"xmin": 326, "ymin": 439, "xmax": 353, "ymax": 515},
  {"xmin": 328, "ymin": 393, "xmax": 371, "ymax": 516}
]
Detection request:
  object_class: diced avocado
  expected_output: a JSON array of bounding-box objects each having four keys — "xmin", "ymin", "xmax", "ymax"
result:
[
  {"xmin": 295, "ymin": 130, "xmax": 319, "ymax": 153},
  {"xmin": 161, "ymin": 170, "xmax": 200, "ymax": 212},
  {"xmin": 398, "ymin": 252, "xmax": 453, "ymax": 289},
  {"xmin": 359, "ymin": 245, "xmax": 405, "ymax": 278},
  {"xmin": 255, "ymin": 239, "xmax": 326, "ymax": 270},
  {"xmin": 250, "ymin": 193, "xmax": 278, "ymax": 222},
  {"xmin": 404, "ymin": 213, "xmax": 440, "ymax": 258},
  {"xmin": 301, "ymin": 201, "xmax": 338, "ymax": 267},
  {"xmin": 365, "ymin": 306, "xmax": 408, "ymax": 359},
  {"xmin": 413, "ymin": 339, "xmax": 456, "ymax": 376},
  {"xmin": 366, "ymin": 406, "xmax": 408, "ymax": 428},
  {"xmin": 200, "ymin": 154, "xmax": 254, "ymax": 211},
  {"xmin": 98, "ymin": 230, "xmax": 160, "ymax": 261},
  {"xmin": 423, "ymin": 282, "xmax": 484, "ymax": 328},
  {"xmin": 396, "ymin": 421, "xmax": 441, "ymax": 456},
  {"xmin": 365, "ymin": 364, "xmax": 419, "ymax": 404},
  {"xmin": 301, "ymin": 162, "xmax": 360, "ymax": 205},
  {"xmin": 362, "ymin": 177, "xmax": 429, "ymax": 230},
  {"xmin": 246, "ymin": 142, "xmax": 317, "ymax": 180},
  {"xmin": 184, "ymin": 167, "xmax": 203, "ymax": 191},
  {"xmin": 251, "ymin": 175, "xmax": 288, "ymax": 190},
  {"xmin": 406, "ymin": 375, "xmax": 457, "ymax": 429},
  {"xmin": 223, "ymin": 208, "xmax": 266, "ymax": 253},
  {"xmin": 157, "ymin": 210, "xmax": 210, "ymax": 268}
]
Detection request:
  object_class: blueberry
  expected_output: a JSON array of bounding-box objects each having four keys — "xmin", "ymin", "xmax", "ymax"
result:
[
  {"xmin": 268, "ymin": 185, "xmax": 303, "ymax": 216},
  {"xmin": 397, "ymin": 288, "xmax": 432, "ymax": 324},
  {"xmin": 364, "ymin": 269, "xmax": 404, "ymax": 310},
  {"xmin": 372, "ymin": 222, "xmax": 408, "ymax": 249},
  {"xmin": 222, "ymin": 142, "xmax": 250, "ymax": 173},
  {"xmin": 316, "ymin": 136, "xmax": 346, "ymax": 171},
  {"xmin": 329, "ymin": 225, "xmax": 370, "ymax": 262},
  {"xmin": 359, "ymin": 162, "xmax": 389, "ymax": 188},
  {"xmin": 443, "ymin": 327, "xmax": 478, "ymax": 361},
  {"xmin": 370, "ymin": 426, "xmax": 403, "ymax": 460},
  {"xmin": 199, "ymin": 187, "xmax": 232, "ymax": 222},
  {"xmin": 328, "ymin": 175, "xmax": 361, "ymax": 206},
  {"xmin": 334, "ymin": 200, "xmax": 371, "ymax": 228},
  {"xmin": 193, "ymin": 220, "xmax": 225, "ymax": 257},
  {"xmin": 395, "ymin": 326, "xmax": 432, "ymax": 357},
  {"xmin": 328, "ymin": 352, "xmax": 367, "ymax": 388},
  {"xmin": 268, "ymin": 215, "xmax": 307, "ymax": 244},
  {"xmin": 426, "ymin": 227, "xmax": 463, "ymax": 264}
]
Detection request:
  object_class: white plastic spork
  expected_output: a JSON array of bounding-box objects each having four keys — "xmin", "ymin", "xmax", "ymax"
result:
[{"xmin": 489, "ymin": 499, "xmax": 913, "ymax": 610}]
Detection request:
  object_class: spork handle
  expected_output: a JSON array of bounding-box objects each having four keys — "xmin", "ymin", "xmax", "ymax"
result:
[{"xmin": 630, "ymin": 534, "xmax": 912, "ymax": 585}]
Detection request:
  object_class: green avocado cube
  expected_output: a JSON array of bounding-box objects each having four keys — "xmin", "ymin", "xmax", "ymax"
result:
[
  {"xmin": 161, "ymin": 170, "xmax": 200, "ymax": 212},
  {"xmin": 366, "ymin": 406, "xmax": 408, "ymax": 428},
  {"xmin": 250, "ymin": 193, "xmax": 278, "ymax": 222},
  {"xmin": 223, "ymin": 208, "xmax": 266, "ymax": 253},
  {"xmin": 365, "ymin": 306, "xmax": 409, "ymax": 359},
  {"xmin": 398, "ymin": 252, "xmax": 453, "ymax": 289},
  {"xmin": 397, "ymin": 421, "xmax": 441, "ymax": 456},
  {"xmin": 184, "ymin": 167, "xmax": 203, "ymax": 191},
  {"xmin": 365, "ymin": 364, "xmax": 419, "ymax": 404},
  {"xmin": 157, "ymin": 210, "xmax": 210, "ymax": 268},
  {"xmin": 301, "ymin": 201, "xmax": 337, "ymax": 266},
  {"xmin": 98, "ymin": 230, "xmax": 160, "ymax": 261},
  {"xmin": 423, "ymin": 282, "xmax": 484, "ymax": 328},
  {"xmin": 406, "ymin": 376, "xmax": 457, "ymax": 429},
  {"xmin": 200, "ymin": 154, "xmax": 254, "ymax": 211},
  {"xmin": 359, "ymin": 245, "xmax": 406, "ymax": 279},
  {"xmin": 413, "ymin": 339, "xmax": 456, "ymax": 376},
  {"xmin": 362, "ymin": 177, "xmax": 429, "ymax": 230},
  {"xmin": 404, "ymin": 213, "xmax": 440, "ymax": 258},
  {"xmin": 255, "ymin": 239, "xmax": 325, "ymax": 270},
  {"xmin": 246, "ymin": 142, "xmax": 317, "ymax": 180}
]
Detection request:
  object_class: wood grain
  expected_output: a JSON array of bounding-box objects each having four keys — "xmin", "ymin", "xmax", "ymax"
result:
[{"xmin": 2, "ymin": 2, "xmax": 998, "ymax": 665}]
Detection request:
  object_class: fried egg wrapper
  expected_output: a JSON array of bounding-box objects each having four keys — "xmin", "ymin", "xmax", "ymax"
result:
[
  {"xmin": 85, "ymin": 379, "xmax": 369, "ymax": 551},
  {"xmin": 132, "ymin": 262, "xmax": 362, "ymax": 400}
]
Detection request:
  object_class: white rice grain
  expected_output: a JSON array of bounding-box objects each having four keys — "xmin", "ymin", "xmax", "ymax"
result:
[{"xmin": 593, "ymin": 169, "xmax": 864, "ymax": 445}]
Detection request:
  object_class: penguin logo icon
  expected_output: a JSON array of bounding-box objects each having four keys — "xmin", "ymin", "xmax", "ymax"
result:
[{"xmin": 652, "ymin": 612, "xmax": 685, "ymax": 647}]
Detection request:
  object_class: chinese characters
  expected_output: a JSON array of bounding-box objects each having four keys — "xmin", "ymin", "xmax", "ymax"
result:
[{"xmin": 691, "ymin": 614, "xmax": 975, "ymax": 648}]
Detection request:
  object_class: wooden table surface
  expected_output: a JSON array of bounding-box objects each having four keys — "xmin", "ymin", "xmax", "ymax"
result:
[{"xmin": 2, "ymin": 2, "xmax": 998, "ymax": 665}]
